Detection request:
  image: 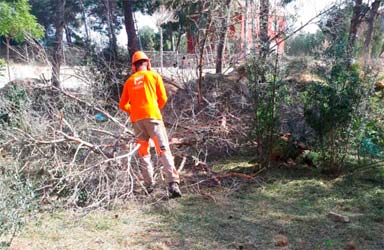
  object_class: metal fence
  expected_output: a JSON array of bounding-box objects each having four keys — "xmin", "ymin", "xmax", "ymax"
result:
[
  {"xmin": 1, "ymin": 44, "xmax": 227, "ymax": 69},
  {"xmin": 144, "ymin": 51, "xmax": 217, "ymax": 69}
]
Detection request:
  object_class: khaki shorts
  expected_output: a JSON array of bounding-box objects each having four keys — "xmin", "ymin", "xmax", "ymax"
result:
[{"xmin": 132, "ymin": 118, "xmax": 170, "ymax": 156}]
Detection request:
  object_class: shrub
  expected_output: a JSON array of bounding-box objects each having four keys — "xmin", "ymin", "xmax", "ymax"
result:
[
  {"xmin": 0, "ymin": 158, "xmax": 36, "ymax": 247},
  {"xmin": 303, "ymin": 63, "xmax": 364, "ymax": 172}
]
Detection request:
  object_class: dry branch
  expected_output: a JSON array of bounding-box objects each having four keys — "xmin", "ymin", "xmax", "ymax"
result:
[{"xmin": 51, "ymin": 85, "xmax": 134, "ymax": 136}]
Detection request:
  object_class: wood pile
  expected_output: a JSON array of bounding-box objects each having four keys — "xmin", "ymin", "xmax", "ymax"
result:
[{"xmin": 162, "ymin": 69, "xmax": 254, "ymax": 161}]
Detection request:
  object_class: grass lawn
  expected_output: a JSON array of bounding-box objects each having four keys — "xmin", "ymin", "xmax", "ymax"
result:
[{"xmin": 7, "ymin": 159, "xmax": 384, "ymax": 250}]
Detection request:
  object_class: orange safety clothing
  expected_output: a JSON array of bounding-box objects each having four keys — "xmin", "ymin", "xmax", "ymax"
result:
[
  {"xmin": 119, "ymin": 70, "xmax": 168, "ymax": 122},
  {"xmin": 137, "ymin": 138, "xmax": 150, "ymax": 157}
]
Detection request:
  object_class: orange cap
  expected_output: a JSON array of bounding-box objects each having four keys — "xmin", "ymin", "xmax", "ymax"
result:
[{"xmin": 131, "ymin": 51, "xmax": 151, "ymax": 72}]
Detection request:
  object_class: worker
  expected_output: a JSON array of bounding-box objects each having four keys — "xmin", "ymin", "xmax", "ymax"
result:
[{"xmin": 119, "ymin": 51, "xmax": 182, "ymax": 198}]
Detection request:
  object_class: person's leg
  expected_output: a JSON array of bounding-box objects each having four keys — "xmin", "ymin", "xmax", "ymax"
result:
[
  {"xmin": 144, "ymin": 120, "xmax": 180, "ymax": 183},
  {"xmin": 144, "ymin": 120, "xmax": 181, "ymax": 197},
  {"xmin": 132, "ymin": 121, "xmax": 154, "ymax": 189}
]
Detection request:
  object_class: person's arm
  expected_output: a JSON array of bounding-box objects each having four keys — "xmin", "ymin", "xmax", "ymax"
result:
[
  {"xmin": 119, "ymin": 80, "xmax": 131, "ymax": 113},
  {"xmin": 156, "ymin": 73, "xmax": 168, "ymax": 109}
]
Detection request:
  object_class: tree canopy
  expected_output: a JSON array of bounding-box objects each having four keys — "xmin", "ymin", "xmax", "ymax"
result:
[{"xmin": 0, "ymin": 0, "xmax": 44, "ymax": 42}]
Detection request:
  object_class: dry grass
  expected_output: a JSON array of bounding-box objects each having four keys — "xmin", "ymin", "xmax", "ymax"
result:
[
  {"xmin": 9, "ymin": 204, "xmax": 178, "ymax": 250},
  {"xmin": 7, "ymin": 160, "xmax": 384, "ymax": 250}
]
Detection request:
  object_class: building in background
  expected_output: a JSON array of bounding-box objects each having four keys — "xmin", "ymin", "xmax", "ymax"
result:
[{"xmin": 186, "ymin": 1, "xmax": 286, "ymax": 56}]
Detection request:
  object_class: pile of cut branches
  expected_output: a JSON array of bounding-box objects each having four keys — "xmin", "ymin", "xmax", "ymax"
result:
[
  {"xmin": 0, "ymin": 79, "xmax": 140, "ymax": 208},
  {"xmin": 0, "ymin": 65, "xmax": 256, "ymax": 209},
  {"xmin": 163, "ymin": 70, "xmax": 254, "ymax": 162}
]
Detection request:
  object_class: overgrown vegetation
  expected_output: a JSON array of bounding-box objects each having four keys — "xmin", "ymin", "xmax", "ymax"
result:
[
  {"xmin": 0, "ymin": 158, "xmax": 36, "ymax": 247},
  {"xmin": 1, "ymin": 0, "xmax": 384, "ymax": 248}
]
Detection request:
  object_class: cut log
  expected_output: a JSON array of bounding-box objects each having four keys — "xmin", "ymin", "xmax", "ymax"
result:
[{"xmin": 327, "ymin": 211, "xmax": 350, "ymax": 223}]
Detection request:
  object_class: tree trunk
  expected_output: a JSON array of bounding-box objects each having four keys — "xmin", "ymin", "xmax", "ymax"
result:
[
  {"xmin": 380, "ymin": 42, "xmax": 384, "ymax": 57},
  {"xmin": 197, "ymin": 16, "xmax": 213, "ymax": 105},
  {"xmin": 160, "ymin": 26, "xmax": 164, "ymax": 73},
  {"xmin": 79, "ymin": 0, "xmax": 90, "ymax": 44},
  {"xmin": 175, "ymin": 25, "xmax": 183, "ymax": 53},
  {"xmin": 216, "ymin": 0, "xmax": 232, "ymax": 74},
  {"xmin": 347, "ymin": 0, "xmax": 363, "ymax": 63},
  {"xmin": 64, "ymin": 25, "xmax": 72, "ymax": 45},
  {"xmin": 52, "ymin": 0, "xmax": 65, "ymax": 88},
  {"xmin": 364, "ymin": 0, "xmax": 381, "ymax": 61},
  {"xmin": 122, "ymin": 0, "xmax": 139, "ymax": 58},
  {"xmin": 244, "ymin": 0, "xmax": 249, "ymax": 56},
  {"xmin": 25, "ymin": 43, "xmax": 30, "ymax": 63},
  {"xmin": 251, "ymin": 2, "xmax": 257, "ymax": 51},
  {"xmin": 171, "ymin": 31, "xmax": 175, "ymax": 52},
  {"xmin": 6, "ymin": 37, "xmax": 11, "ymax": 81},
  {"xmin": 104, "ymin": 0, "xmax": 118, "ymax": 62},
  {"xmin": 259, "ymin": 0, "xmax": 270, "ymax": 82}
]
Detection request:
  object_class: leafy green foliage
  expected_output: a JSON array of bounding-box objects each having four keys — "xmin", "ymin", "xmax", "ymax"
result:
[
  {"xmin": 139, "ymin": 26, "xmax": 158, "ymax": 51},
  {"xmin": 369, "ymin": 13, "xmax": 384, "ymax": 58},
  {"xmin": 246, "ymin": 57, "xmax": 289, "ymax": 165},
  {"xmin": 0, "ymin": 0, "xmax": 44, "ymax": 42},
  {"xmin": 0, "ymin": 159, "xmax": 37, "ymax": 246},
  {"xmin": 357, "ymin": 83, "xmax": 384, "ymax": 159},
  {"xmin": 318, "ymin": 4, "xmax": 352, "ymax": 59},
  {"xmin": 286, "ymin": 32, "xmax": 326, "ymax": 56},
  {"xmin": 0, "ymin": 83, "xmax": 31, "ymax": 128},
  {"xmin": 303, "ymin": 63, "xmax": 364, "ymax": 169},
  {"xmin": 117, "ymin": 0, "xmax": 158, "ymax": 14},
  {"xmin": 84, "ymin": 0, "xmax": 122, "ymax": 37},
  {"xmin": 30, "ymin": 0, "xmax": 83, "ymax": 44}
]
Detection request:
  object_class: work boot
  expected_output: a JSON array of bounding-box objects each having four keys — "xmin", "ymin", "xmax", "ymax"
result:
[{"xmin": 168, "ymin": 182, "xmax": 182, "ymax": 198}]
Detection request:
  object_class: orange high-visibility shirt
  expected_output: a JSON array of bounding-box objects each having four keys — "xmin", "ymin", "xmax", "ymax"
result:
[{"xmin": 119, "ymin": 70, "xmax": 168, "ymax": 122}]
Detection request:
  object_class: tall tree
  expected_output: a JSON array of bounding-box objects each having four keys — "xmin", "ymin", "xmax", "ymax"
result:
[
  {"xmin": 138, "ymin": 26, "xmax": 157, "ymax": 50},
  {"xmin": 197, "ymin": 1, "xmax": 214, "ymax": 104},
  {"xmin": 122, "ymin": 0, "xmax": 139, "ymax": 57},
  {"xmin": 52, "ymin": 0, "xmax": 65, "ymax": 88},
  {"xmin": 103, "ymin": 0, "xmax": 118, "ymax": 62},
  {"xmin": 120, "ymin": 0, "xmax": 158, "ymax": 57},
  {"xmin": 244, "ymin": 0, "xmax": 249, "ymax": 56},
  {"xmin": 364, "ymin": 0, "xmax": 382, "ymax": 61},
  {"xmin": 0, "ymin": 0, "xmax": 44, "ymax": 81},
  {"xmin": 79, "ymin": 0, "xmax": 90, "ymax": 44},
  {"xmin": 259, "ymin": 0, "xmax": 270, "ymax": 81},
  {"xmin": 29, "ymin": 0, "xmax": 54, "ymax": 41},
  {"xmin": 63, "ymin": 0, "xmax": 83, "ymax": 45},
  {"xmin": 154, "ymin": 4, "xmax": 177, "ymax": 73},
  {"xmin": 347, "ymin": 0, "xmax": 364, "ymax": 62},
  {"xmin": 30, "ymin": 0, "xmax": 82, "ymax": 46},
  {"xmin": 215, "ymin": 0, "xmax": 232, "ymax": 74}
]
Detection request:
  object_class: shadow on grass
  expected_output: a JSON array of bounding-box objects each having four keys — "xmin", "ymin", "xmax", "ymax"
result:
[{"xmin": 148, "ymin": 165, "xmax": 384, "ymax": 250}]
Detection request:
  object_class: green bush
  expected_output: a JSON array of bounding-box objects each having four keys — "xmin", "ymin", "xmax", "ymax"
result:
[
  {"xmin": 0, "ymin": 158, "xmax": 37, "ymax": 247},
  {"xmin": 245, "ymin": 55, "xmax": 291, "ymax": 166},
  {"xmin": 303, "ymin": 63, "xmax": 364, "ymax": 171},
  {"xmin": 0, "ymin": 83, "xmax": 31, "ymax": 128}
]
